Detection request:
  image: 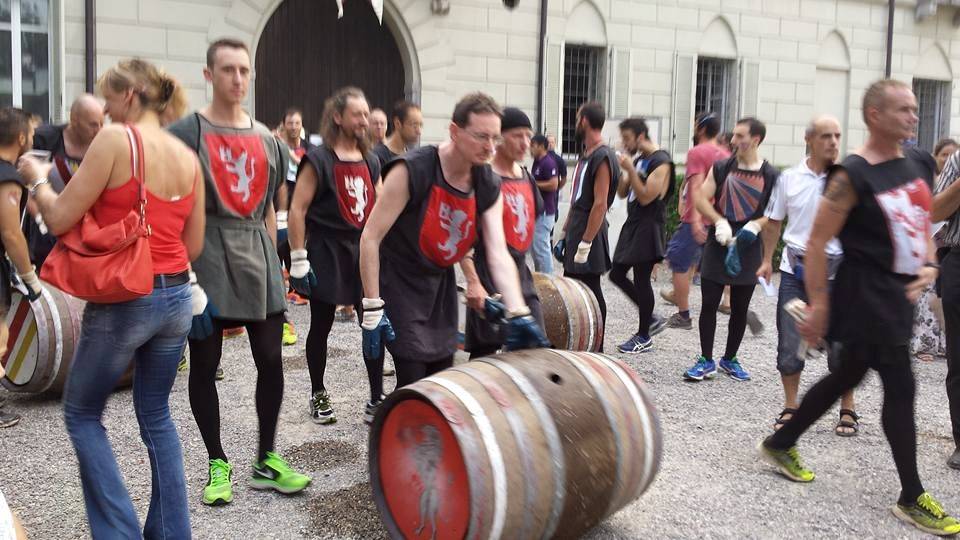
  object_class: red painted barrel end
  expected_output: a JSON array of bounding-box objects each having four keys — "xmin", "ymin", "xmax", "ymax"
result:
[{"xmin": 370, "ymin": 395, "xmax": 471, "ymax": 540}]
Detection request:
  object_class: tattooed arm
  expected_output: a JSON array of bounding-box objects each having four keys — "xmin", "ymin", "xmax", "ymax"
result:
[{"xmin": 799, "ymin": 168, "xmax": 857, "ymax": 344}]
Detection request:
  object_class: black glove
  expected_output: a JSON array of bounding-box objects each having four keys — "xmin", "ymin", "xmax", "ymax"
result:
[{"xmin": 552, "ymin": 238, "xmax": 566, "ymax": 263}]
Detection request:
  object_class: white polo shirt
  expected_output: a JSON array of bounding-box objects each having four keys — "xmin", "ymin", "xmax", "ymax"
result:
[{"xmin": 765, "ymin": 158, "xmax": 843, "ymax": 274}]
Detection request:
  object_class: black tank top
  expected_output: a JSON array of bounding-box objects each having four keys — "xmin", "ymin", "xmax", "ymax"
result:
[{"xmin": 828, "ymin": 151, "xmax": 935, "ymax": 345}]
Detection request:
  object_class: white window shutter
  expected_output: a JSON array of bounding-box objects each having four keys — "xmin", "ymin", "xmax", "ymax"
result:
[
  {"xmin": 672, "ymin": 53, "xmax": 696, "ymax": 161},
  {"xmin": 609, "ymin": 48, "xmax": 632, "ymax": 118},
  {"xmin": 740, "ymin": 59, "xmax": 761, "ymax": 118},
  {"xmin": 939, "ymin": 82, "xmax": 952, "ymax": 140},
  {"xmin": 544, "ymin": 39, "xmax": 564, "ymax": 143}
]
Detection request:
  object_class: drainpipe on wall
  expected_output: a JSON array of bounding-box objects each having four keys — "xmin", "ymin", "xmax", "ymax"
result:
[
  {"xmin": 884, "ymin": 0, "xmax": 894, "ymax": 78},
  {"xmin": 536, "ymin": 0, "xmax": 548, "ymax": 132},
  {"xmin": 84, "ymin": 0, "xmax": 95, "ymax": 93}
]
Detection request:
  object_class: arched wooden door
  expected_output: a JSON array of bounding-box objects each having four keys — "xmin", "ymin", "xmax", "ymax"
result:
[{"xmin": 255, "ymin": 0, "xmax": 406, "ymax": 134}]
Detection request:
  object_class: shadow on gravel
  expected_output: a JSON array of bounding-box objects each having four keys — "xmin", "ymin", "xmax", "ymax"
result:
[
  {"xmin": 284, "ymin": 347, "xmax": 352, "ymax": 371},
  {"xmin": 287, "ymin": 440, "xmax": 365, "ymax": 470},
  {"xmin": 306, "ymin": 482, "xmax": 387, "ymax": 539}
]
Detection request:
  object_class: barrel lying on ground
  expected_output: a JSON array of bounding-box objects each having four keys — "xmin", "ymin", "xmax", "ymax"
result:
[
  {"xmin": 532, "ymin": 273, "xmax": 603, "ymax": 352},
  {"xmin": 369, "ymin": 349, "xmax": 662, "ymax": 540},
  {"xmin": 1, "ymin": 283, "xmax": 132, "ymax": 394}
]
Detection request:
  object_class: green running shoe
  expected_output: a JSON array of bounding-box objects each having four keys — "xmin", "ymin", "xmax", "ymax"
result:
[
  {"xmin": 757, "ymin": 439, "xmax": 815, "ymax": 483},
  {"xmin": 893, "ymin": 492, "xmax": 960, "ymax": 536},
  {"xmin": 250, "ymin": 451, "xmax": 312, "ymax": 494},
  {"xmin": 202, "ymin": 459, "xmax": 233, "ymax": 506},
  {"xmin": 282, "ymin": 322, "xmax": 297, "ymax": 346},
  {"xmin": 215, "ymin": 366, "xmax": 224, "ymax": 381},
  {"xmin": 177, "ymin": 356, "xmax": 188, "ymax": 372}
]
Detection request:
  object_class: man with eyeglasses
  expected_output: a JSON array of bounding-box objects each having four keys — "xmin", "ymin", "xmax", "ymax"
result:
[
  {"xmin": 372, "ymin": 100, "xmax": 422, "ymax": 168},
  {"xmin": 554, "ymin": 101, "xmax": 619, "ymax": 351},
  {"xmin": 359, "ymin": 93, "xmax": 549, "ymax": 386}
]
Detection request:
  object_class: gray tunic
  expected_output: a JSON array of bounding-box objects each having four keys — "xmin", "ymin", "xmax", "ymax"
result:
[{"xmin": 168, "ymin": 113, "xmax": 287, "ymax": 321}]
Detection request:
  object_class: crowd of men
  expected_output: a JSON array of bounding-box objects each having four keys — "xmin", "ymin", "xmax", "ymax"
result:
[{"xmin": 0, "ymin": 36, "xmax": 958, "ymax": 537}]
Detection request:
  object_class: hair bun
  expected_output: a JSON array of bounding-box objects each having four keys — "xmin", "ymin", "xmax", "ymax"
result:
[{"xmin": 159, "ymin": 76, "xmax": 176, "ymax": 102}]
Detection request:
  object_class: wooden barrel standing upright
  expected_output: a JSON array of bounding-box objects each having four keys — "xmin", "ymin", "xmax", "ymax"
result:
[
  {"xmin": 1, "ymin": 283, "xmax": 132, "ymax": 394},
  {"xmin": 532, "ymin": 273, "xmax": 603, "ymax": 352},
  {"xmin": 369, "ymin": 349, "xmax": 662, "ymax": 540}
]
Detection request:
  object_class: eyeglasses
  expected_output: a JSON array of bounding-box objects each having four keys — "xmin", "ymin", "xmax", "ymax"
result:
[{"xmin": 464, "ymin": 129, "xmax": 503, "ymax": 145}]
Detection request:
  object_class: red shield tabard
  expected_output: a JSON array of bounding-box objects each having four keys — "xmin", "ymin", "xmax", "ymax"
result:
[
  {"xmin": 501, "ymin": 179, "xmax": 535, "ymax": 253},
  {"xmin": 875, "ymin": 178, "xmax": 932, "ymax": 275},
  {"xmin": 419, "ymin": 185, "xmax": 477, "ymax": 268},
  {"xmin": 334, "ymin": 161, "xmax": 375, "ymax": 229},
  {"xmin": 204, "ymin": 133, "xmax": 269, "ymax": 217}
]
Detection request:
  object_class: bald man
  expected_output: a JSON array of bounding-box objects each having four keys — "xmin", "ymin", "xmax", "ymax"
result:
[
  {"xmin": 369, "ymin": 108, "xmax": 388, "ymax": 146},
  {"xmin": 759, "ymin": 115, "xmax": 857, "ymax": 436},
  {"xmin": 28, "ymin": 93, "xmax": 103, "ymax": 267}
]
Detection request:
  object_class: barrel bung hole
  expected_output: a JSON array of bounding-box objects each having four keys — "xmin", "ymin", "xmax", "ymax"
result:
[{"xmin": 549, "ymin": 373, "xmax": 563, "ymax": 385}]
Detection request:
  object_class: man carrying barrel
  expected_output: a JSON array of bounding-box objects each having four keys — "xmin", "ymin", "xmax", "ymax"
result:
[
  {"xmin": 461, "ymin": 107, "xmax": 544, "ymax": 358},
  {"xmin": 0, "ymin": 107, "xmax": 45, "ymax": 428},
  {"xmin": 359, "ymin": 93, "xmax": 549, "ymax": 387},
  {"xmin": 554, "ymin": 101, "xmax": 619, "ymax": 351}
]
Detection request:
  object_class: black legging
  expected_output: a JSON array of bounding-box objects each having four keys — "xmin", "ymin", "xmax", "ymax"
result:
[
  {"xmin": 394, "ymin": 356, "xmax": 454, "ymax": 388},
  {"xmin": 306, "ymin": 300, "xmax": 383, "ymax": 401},
  {"xmin": 609, "ymin": 262, "xmax": 656, "ymax": 337},
  {"xmin": 469, "ymin": 345, "xmax": 500, "ymax": 360},
  {"xmin": 564, "ymin": 271, "xmax": 606, "ymax": 352},
  {"xmin": 700, "ymin": 278, "xmax": 754, "ymax": 360},
  {"xmin": 188, "ymin": 314, "xmax": 284, "ymax": 462},
  {"xmin": 769, "ymin": 344, "xmax": 923, "ymax": 505},
  {"xmin": 278, "ymin": 239, "xmax": 291, "ymax": 274}
]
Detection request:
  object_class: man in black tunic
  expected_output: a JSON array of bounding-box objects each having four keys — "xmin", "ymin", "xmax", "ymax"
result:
[
  {"xmin": 556, "ymin": 101, "xmax": 618, "ymax": 351},
  {"xmin": 372, "ymin": 100, "xmax": 422, "ymax": 168},
  {"xmin": 759, "ymin": 79, "xmax": 960, "ymax": 536},
  {"xmin": 359, "ymin": 93, "xmax": 548, "ymax": 386}
]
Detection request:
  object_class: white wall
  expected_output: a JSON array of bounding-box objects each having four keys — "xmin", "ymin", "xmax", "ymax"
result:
[{"xmin": 59, "ymin": 0, "xmax": 960, "ymax": 165}]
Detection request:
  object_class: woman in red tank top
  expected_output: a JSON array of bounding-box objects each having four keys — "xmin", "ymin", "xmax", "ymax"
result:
[{"xmin": 18, "ymin": 58, "xmax": 204, "ymax": 538}]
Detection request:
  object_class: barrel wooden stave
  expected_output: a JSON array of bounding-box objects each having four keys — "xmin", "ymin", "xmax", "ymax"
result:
[
  {"xmin": 1, "ymin": 282, "xmax": 131, "ymax": 395},
  {"xmin": 532, "ymin": 273, "xmax": 603, "ymax": 352},
  {"xmin": 370, "ymin": 349, "xmax": 662, "ymax": 540}
]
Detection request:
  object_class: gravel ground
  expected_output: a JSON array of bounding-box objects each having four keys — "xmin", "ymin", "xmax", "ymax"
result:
[{"xmin": 1, "ymin": 269, "xmax": 957, "ymax": 539}]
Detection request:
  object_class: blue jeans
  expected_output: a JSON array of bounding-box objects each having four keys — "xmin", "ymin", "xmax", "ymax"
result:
[
  {"xmin": 533, "ymin": 212, "xmax": 556, "ymax": 273},
  {"xmin": 776, "ymin": 271, "xmax": 838, "ymax": 376},
  {"xmin": 63, "ymin": 282, "xmax": 192, "ymax": 539}
]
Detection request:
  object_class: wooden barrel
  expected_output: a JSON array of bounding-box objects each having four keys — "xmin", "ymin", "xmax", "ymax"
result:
[
  {"xmin": 369, "ymin": 349, "xmax": 662, "ymax": 540},
  {"xmin": 1, "ymin": 283, "xmax": 132, "ymax": 394},
  {"xmin": 532, "ymin": 273, "xmax": 603, "ymax": 352}
]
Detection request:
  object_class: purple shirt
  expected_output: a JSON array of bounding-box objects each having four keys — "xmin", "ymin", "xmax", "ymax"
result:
[{"xmin": 532, "ymin": 153, "xmax": 560, "ymax": 216}]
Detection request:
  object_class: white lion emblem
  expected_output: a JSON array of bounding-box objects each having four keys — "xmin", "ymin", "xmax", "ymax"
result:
[
  {"xmin": 343, "ymin": 175, "xmax": 369, "ymax": 221},
  {"xmin": 219, "ymin": 147, "xmax": 256, "ymax": 203},
  {"xmin": 505, "ymin": 192, "xmax": 529, "ymax": 243},
  {"xmin": 437, "ymin": 202, "xmax": 472, "ymax": 261}
]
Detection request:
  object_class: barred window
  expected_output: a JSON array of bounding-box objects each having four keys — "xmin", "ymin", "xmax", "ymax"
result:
[
  {"xmin": 0, "ymin": 0, "xmax": 51, "ymax": 121},
  {"xmin": 562, "ymin": 44, "xmax": 605, "ymax": 156},
  {"xmin": 695, "ymin": 57, "xmax": 736, "ymax": 131},
  {"xmin": 913, "ymin": 78, "xmax": 951, "ymax": 153}
]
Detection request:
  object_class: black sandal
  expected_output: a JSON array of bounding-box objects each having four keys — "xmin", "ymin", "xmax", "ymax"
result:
[
  {"xmin": 835, "ymin": 409, "xmax": 860, "ymax": 437},
  {"xmin": 774, "ymin": 408, "xmax": 798, "ymax": 430}
]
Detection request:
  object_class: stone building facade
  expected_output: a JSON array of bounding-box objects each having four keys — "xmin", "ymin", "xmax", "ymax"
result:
[{"xmin": 10, "ymin": 0, "xmax": 959, "ymax": 165}]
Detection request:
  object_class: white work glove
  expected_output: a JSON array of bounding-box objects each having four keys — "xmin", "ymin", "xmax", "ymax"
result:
[
  {"xmin": 18, "ymin": 267, "xmax": 43, "ymax": 301},
  {"xmin": 714, "ymin": 218, "xmax": 733, "ymax": 246},
  {"xmin": 276, "ymin": 210, "xmax": 288, "ymax": 230},
  {"xmin": 361, "ymin": 297, "xmax": 386, "ymax": 330},
  {"xmin": 289, "ymin": 249, "xmax": 311, "ymax": 279},
  {"xmin": 742, "ymin": 220, "xmax": 762, "ymax": 237},
  {"xmin": 189, "ymin": 271, "xmax": 208, "ymax": 316},
  {"xmin": 574, "ymin": 240, "xmax": 592, "ymax": 264},
  {"xmin": 34, "ymin": 213, "xmax": 48, "ymax": 235}
]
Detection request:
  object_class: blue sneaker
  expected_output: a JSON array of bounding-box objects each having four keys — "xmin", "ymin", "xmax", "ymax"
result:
[
  {"xmin": 618, "ymin": 334, "xmax": 653, "ymax": 354},
  {"xmin": 683, "ymin": 356, "xmax": 716, "ymax": 381},
  {"xmin": 719, "ymin": 357, "xmax": 751, "ymax": 381}
]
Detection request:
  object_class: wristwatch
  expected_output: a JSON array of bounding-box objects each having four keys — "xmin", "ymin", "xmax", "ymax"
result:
[{"xmin": 29, "ymin": 177, "xmax": 49, "ymax": 195}]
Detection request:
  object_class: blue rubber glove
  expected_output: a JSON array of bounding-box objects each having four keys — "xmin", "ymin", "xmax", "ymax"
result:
[
  {"xmin": 724, "ymin": 244, "xmax": 742, "ymax": 277},
  {"xmin": 734, "ymin": 220, "xmax": 762, "ymax": 248},
  {"xmin": 361, "ymin": 298, "xmax": 396, "ymax": 360},
  {"xmin": 552, "ymin": 238, "xmax": 566, "ymax": 263},
  {"xmin": 188, "ymin": 271, "xmax": 219, "ymax": 341},
  {"xmin": 289, "ymin": 249, "xmax": 317, "ymax": 297},
  {"xmin": 483, "ymin": 297, "xmax": 508, "ymax": 323},
  {"xmin": 505, "ymin": 309, "xmax": 552, "ymax": 351}
]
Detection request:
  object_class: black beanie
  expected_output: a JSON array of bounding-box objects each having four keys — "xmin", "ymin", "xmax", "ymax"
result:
[{"xmin": 501, "ymin": 107, "xmax": 532, "ymax": 132}]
